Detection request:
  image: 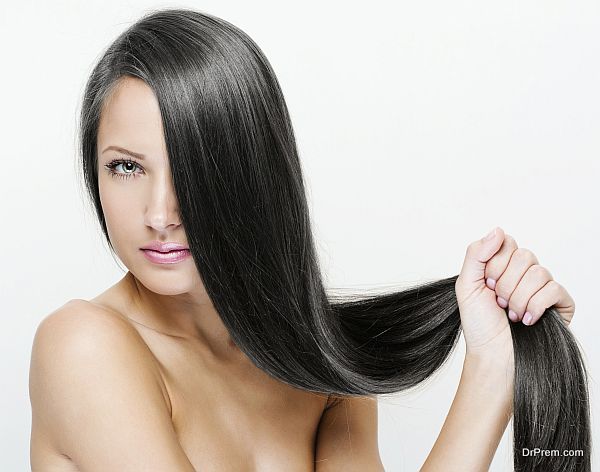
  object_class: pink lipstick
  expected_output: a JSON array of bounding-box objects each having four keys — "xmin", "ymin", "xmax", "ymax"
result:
[{"xmin": 140, "ymin": 241, "xmax": 191, "ymax": 265}]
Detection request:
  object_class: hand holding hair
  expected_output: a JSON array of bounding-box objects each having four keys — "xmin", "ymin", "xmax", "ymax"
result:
[{"xmin": 455, "ymin": 226, "xmax": 576, "ymax": 364}]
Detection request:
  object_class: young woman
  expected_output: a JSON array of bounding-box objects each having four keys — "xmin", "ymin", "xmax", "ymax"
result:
[{"xmin": 29, "ymin": 8, "xmax": 591, "ymax": 472}]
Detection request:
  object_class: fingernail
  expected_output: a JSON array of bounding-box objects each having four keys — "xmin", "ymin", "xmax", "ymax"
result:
[
  {"xmin": 497, "ymin": 296, "xmax": 508, "ymax": 308},
  {"xmin": 484, "ymin": 227, "xmax": 497, "ymax": 241},
  {"xmin": 523, "ymin": 312, "xmax": 533, "ymax": 325},
  {"xmin": 508, "ymin": 309, "xmax": 518, "ymax": 322},
  {"xmin": 486, "ymin": 278, "xmax": 496, "ymax": 289}
]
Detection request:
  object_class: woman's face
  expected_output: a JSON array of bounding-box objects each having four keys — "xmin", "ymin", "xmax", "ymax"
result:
[{"xmin": 96, "ymin": 76, "xmax": 203, "ymax": 297}]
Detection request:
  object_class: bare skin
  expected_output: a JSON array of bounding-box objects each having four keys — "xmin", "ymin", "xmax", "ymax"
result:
[
  {"xmin": 30, "ymin": 76, "xmax": 383, "ymax": 470},
  {"xmin": 30, "ymin": 279, "xmax": 330, "ymax": 471},
  {"xmin": 90, "ymin": 274, "xmax": 330, "ymax": 470}
]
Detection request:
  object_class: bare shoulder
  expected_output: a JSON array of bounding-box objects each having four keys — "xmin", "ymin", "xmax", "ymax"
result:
[
  {"xmin": 57, "ymin": 298, "xmax": 133, "ymax": 328},
  {"xmin": 29, "ymin": 299, "xmax": 193, "ymax": 471},
  {"xmin": 37, "ymin": 298, "xmax": 133, "ymax": 330},
  {"xmin": 35, "ymin": 298, "xmax": 131, "ymax": 333},
  {"xmin": 31, "ymin": 299, "xmax": 166, "ymax": 399}
]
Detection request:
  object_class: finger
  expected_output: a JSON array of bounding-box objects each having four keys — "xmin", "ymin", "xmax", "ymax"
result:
[
  {"xmin": 458, "ymin": 227, "xmax": 505, "ymax": 287},
  {"xmin": 523, "ymin": 280, "xmax": 574, "ymax": 326},
  {"xmin": 494, "ymin": 247, "xmax": 539, "ymax": 310},
  {"xmin": 505, "ymin": 264, "xmax": 553, "ymax": 322},
  {"xmin": 484, "ymin": 234, "xmax": 518, "ymax": 291}
]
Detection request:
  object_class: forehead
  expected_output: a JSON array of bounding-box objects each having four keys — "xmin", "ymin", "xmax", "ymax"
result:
[{"xmin": 97, "ymin": 77, "xmax": 167, "ymax": 159}]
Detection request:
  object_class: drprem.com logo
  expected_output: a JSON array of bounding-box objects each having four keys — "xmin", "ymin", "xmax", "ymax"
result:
[{"xmin": 522, "ymin": 448, "xmax": 584, "ymax": 457}]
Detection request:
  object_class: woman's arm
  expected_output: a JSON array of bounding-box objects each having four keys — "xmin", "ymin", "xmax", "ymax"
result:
[
  {"xmin": 29, "ymin": 301, "xmax": 196, "ymax": 471},
  {"xmin": 420, "ymin": 352, "xmax": 514, "ymax": 471}
]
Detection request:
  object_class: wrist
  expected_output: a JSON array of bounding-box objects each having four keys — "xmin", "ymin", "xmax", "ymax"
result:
[
  {"xmin": 463, "ymin": 352, "xmax": 514, "ymax": 408},
  {"xmin": 465, "ymin": 340, "xmax": 515, "ymax": 374}
]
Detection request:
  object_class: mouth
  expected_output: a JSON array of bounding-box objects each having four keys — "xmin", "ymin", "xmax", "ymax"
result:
[
  {"xmin": 141, "ymin": 248, "xmax": 191, "ymax": 264},
  {"xmin": 140, "ymin": 241, "xmax": 190, "ymax": 253},
  {"xmin": 141, "ymin": 249, "xmax": 189, "ymax": 254}
]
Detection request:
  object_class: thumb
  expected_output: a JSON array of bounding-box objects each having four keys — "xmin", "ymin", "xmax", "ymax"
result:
[{"xmin": 458, "ymin": 226, "xmax": 505, "ymax": 286}]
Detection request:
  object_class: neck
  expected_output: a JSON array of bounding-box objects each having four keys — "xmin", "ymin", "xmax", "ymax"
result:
[{"xmin": 121, "ymin": 271, "xmax": 241, "ymax": 359}]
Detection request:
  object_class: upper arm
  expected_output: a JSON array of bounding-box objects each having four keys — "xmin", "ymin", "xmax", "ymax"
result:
[
  {"xmin": 314, "ymin": 394, "xmax": 385, "ymax": 472},
  {"xmin": 29, "ymin": 301, "xmax": 195, "ymax": 472}
]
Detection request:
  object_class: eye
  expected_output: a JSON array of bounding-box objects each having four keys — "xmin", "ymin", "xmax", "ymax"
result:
[{"xmin": 104, "ymin": 158, "xmax": 144, "ymax": 180}]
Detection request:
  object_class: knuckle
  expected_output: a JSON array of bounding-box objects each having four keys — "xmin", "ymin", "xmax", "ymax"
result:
[
  {"xmin": 514, "ymin": 247, "xmax": 537, "ymax": 264},
  {"xmin": 504, "ymin": 234, "xmax": 518, "ymax": 248},
  {"xmin": 547, "ymin": 280, "xmax": 562, "ymax": 294},
  {"xmin": 542, "ymin": 267, "xmax": 553, "ymax": 280},
  {"xmin": 528, "ymin": 264, "xmax": 552, "ymax": 280}
]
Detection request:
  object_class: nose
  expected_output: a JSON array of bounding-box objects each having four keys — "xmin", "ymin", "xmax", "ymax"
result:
[{"xmin": 144, "ymin": 171, "xmax": 182, "ymax": 233}]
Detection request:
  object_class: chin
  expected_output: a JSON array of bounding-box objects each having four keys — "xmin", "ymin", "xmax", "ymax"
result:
[{"xmin": 140, "ymin": 274, "xmax": 192, "ymax": 295}]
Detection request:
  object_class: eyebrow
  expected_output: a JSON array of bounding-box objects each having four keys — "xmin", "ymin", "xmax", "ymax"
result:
[{"xmin": 102, "ymin": 145, "xmax": 146, "ymax": 160}]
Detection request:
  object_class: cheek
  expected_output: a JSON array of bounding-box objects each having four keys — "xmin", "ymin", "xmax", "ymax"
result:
[{"xmin": 99, "ymin": 182, "xmax": 141, "ymax": 247}]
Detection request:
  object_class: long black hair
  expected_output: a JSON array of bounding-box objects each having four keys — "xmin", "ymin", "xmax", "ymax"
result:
[{"xmin": 77, "ymin": 8, "xmax": 591, "ymax": 471}]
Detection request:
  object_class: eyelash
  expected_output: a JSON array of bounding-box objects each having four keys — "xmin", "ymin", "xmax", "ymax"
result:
[{"xmin": 104, "ymin": 158, "xmax": 144, "ymax": 180}]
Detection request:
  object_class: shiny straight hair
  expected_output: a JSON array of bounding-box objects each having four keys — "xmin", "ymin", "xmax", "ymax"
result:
[{"xmin": 77, "ymin": 8, "xmax": 591, "ymax": 471}]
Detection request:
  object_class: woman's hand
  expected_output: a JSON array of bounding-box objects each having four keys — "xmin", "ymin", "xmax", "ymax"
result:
[{"xmin": 454, "ymin": 227, "xmax": 576, "ymax": 365}]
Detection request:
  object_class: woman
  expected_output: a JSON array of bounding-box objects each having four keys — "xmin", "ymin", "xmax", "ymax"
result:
[{"xmin": 29, "ymin": 8, "xmax": 591, "ymax": 471}]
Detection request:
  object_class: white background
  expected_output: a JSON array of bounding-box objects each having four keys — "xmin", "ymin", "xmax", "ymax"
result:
[{"xmin": 1, "ymin": 1, "xmax": 598, "ymax": 470}]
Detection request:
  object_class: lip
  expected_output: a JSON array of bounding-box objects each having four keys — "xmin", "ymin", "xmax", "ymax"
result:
[
  {"xmin": 140, "ymin": 241, "xmax": 189, "ymax": 253},
  {"xmin": 141, "ymin": 248, "xmax": 191, "ymax": 264}
]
